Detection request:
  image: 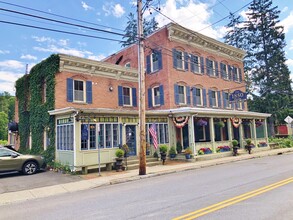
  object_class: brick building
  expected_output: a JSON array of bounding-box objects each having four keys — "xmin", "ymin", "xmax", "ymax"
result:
[{"xmin": 11, "ymin": 23, "xmax": 270, "ymax": 172}]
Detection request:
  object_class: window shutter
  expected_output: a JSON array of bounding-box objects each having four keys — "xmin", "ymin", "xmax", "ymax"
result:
[
  {"xmin": 66, "ymin": 78, "xmax": 73, "ymax": 102},
  {"xmin": 146, "ymin": 55, "xmax": 151, "ymax": 74},
  {"xmin": 220, "ymin": 63, "xmax": 224, "ymax": 78},
  {"xmin": 222, "ymin": 91, "xmax": 227, "ymax": 108},
  {"xmin": 132, "ymin": 87, "xmax": 137, "ymax": 107},
  {"xmin": 86, "ymin": 81, "xmax": 92, "ymax": 104},
  {"xmin": 148, "ymin": 88, "xmax": 152, "ymax": 108},
  {"xmin": 184, "ymin": 52, "xmax": 189, "ymax": 71},
  {"xmin": 239, "ymin": 68, "xmax": 242, "ymax": 82},
  {"xmin": 174, "ymin": 84, "xmax": 179, "ymax": 105},
  {"xmin": 186, "ymin": 86, "xmax": 191, "ymax": 105},
  {"xmin": 159, "ymin": 85, "xmax": 164, "ymax": 105},
  {"xmin": 208, "ymin": 89, "xmax": 212, "ymax": 107},
  {"xmin": 242, "ymin": 100, "xmax": 245, "ymax": 110},
  {"xmin": 215, "ymin": 61, "xmax": 219, "ymax": 77},
  {"xmin": 200, "ymin": 57, "xmax": 205, "ymax": 74},
  {"xmin": 203, "ymin": 88, "xmax": 207, "ymax": 107},
  {"xmin": 190, "ymin": 55, "xmax": 195, "ymax": 72},
  {"xmin": 228, "ymin": 65, "xmax": 232, "ymax": 80},
  {"xmin": 206, "ymin": 58, "xmax": 210, "ymax": 75},
  {"xmin": 118, "ymin": 86, "xmax": 123, "ymax": 106},
  {"xmin": 158, "ymin": 51, "xmax": 163, "ymax": 70},
  {"xmin": 192, "ymin": 87, "xmax": 196, "ymax": 106},
  {"xmin": 232, "ymin": 67, "xmax": 236, "ymax": 81},
  {"xmin": 172, "ymin": 49, "xmax": 177, "ymax": 68},
  {"xmin": 217, "ymin": 91, "xmax": 222, "ymax": 108}
]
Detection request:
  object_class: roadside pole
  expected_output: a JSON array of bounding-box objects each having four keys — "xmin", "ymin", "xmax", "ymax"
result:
[{"xmin": 137, "ymin": 0, "xmax": 146, "ymax": 175}]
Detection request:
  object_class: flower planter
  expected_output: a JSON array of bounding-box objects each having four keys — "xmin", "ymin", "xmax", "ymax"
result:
[
  {"xmin": 160, "ymin": 152, "xmax": 167, "ymax": 165},
  {"xmin": 185, "ymin": 154, "xmax": 191, "ymax": 159}
]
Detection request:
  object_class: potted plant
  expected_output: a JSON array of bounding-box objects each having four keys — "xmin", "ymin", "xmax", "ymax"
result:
[
  {"xmin": 169, "ymin": 146, "xmax": 177, "ymax": 159},
  {"xmin": 159, "ymin": 145, "xmax": 168, "ymax": 165},
  {"xmin": 215, "ymin": 121, "xmax": 225, "ymax": 128},
  {"xmin": 122, "ymin": 144, "xmax": 129, "ymax": 158},
  {"xmin": 184, "ymin": 147, "xmax": 192, "ymax": 159},
  {"xmin": 153, "ymin": 151, "xmax": 159, "ymax": 160},
  {"xmin": 146, "ymin": 143, "xmax": 151, "ymax": 155},
  {"xmin": 115, "ymin": 149, "xmax": 124, "ymax": 172},
  {"xmin": 231, "ymin": 139, "xmax": 239, "ymax": 156},
  {"xmin": 176, "ymin": 141, "xmax": 182, "ymax": 154},
  {"xmin": 245, "ymin": 139, "xmax": 254, "ymax": 154}
]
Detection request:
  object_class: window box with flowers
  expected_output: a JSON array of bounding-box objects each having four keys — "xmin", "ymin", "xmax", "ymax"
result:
[
  {"xmin": 216, "ymin": 146, "xmax": 231, "ymax": 153},
  {"xmin": 258, "ymin": 142, "xmax": 267, "ymax": 147},
  {"xmin": 198, "ymin": 147, "xmax": 213, "ymax": 155}
]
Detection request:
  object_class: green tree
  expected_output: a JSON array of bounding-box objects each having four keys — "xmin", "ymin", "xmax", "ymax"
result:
[
  {"xmin": 0, "ymin": 92, "xmax": 15, "ymax": 122},
  {"xmin": 224, "ymin": 0, "xmax": 293, "ymax": 135},
  {"xmin": 120, "ymin": 12, "xmax": 158, "ymax": 47},
  {"xmin": 0, "ymin": 111, "xmax": 8, "ymax": 140}
]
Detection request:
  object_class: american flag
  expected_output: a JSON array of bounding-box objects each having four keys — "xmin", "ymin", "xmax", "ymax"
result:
[{"xmin": 149, "ymin": 123, "xmax": 158, "ymax": 149}]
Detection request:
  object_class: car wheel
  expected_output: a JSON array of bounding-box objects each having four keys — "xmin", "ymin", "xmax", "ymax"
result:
[{"xmin": 22, "ymin": 161, "xmax": 38, "ymax": 175}]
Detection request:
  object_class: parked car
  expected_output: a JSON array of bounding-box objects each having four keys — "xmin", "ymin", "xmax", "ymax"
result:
[{"xmin": 0, "ymin": 146, "xmax": 46, "ymax": 175}]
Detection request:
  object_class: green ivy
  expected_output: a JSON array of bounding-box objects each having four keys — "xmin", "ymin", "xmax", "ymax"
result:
[{"xmin": 15, "ymin": 54, "xmax": 59, "ymax": 163}]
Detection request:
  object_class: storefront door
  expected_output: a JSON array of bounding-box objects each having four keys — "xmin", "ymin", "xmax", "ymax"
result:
[
  {"xmin": 182, "ymin": 124, "xmax": 189, "ymax": 149},
  {"xmin": 125, "ymin": 125, "xmax": 136, "ymax": 156}
]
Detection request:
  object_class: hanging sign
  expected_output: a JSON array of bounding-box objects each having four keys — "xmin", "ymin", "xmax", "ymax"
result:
[{"xmin": 229, "ymin": 90, "xmax": 247, "ymax": 102}]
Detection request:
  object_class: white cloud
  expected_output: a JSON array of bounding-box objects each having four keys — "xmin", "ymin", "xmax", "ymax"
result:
[
  {"xmin": 33, "ymin": 45, "xmax": 93, "ymax": 58},
  {"xmin": 81, "ymin": 1, "xmax": 94, "ymax": 11},
  {"xmin": 103, "ymin": 3, "xmax": 125, "ymax": 18},
  {"xmin": 0, "ymin": 60, "xmax": 25, "ymax": 70},
  {"xmin": 59, "ymin": 39, "xmax": 69, "ymax": 46},
  {"xmin": 0, "ymin": 50, "xmax": 10, "ymax": 55},
  {"xmin": 286, "ymin": 58, "xmax": 293, "ymax": 66},
  {"xmin": 0, "ymin": 70, "xmax": 25, "ymax": 95},
  {"xmin": 290, "ymin": 40, "xmax": 293, "ymax": 50},
  {"xmin": 280, "ymin": 11, "xmax": 293, "ymax": 33},
  {"xmin": 154, "ymin": 0, "xmax": 223, "ymax": 39},
  {"xmin": 20, "ymin": 54, "xmax": 37, "ymax": 60},
  {"xmin": 88, "ymin": 54, "xmax": 106, "ymax": 61},
  {"xmin": 32, "ymin": 36, "xmax": 55, "ymax": 43}
]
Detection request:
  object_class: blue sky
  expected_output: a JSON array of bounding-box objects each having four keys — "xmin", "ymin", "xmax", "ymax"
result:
[{"xmin": 0, "ymin": 0, "xmax": 292, "ymax": 95}]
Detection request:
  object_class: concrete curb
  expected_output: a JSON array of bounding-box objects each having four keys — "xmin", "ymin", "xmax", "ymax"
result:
[{"xmin": 0, "ymin": 148, "xmax": 292, "ymax": 206}]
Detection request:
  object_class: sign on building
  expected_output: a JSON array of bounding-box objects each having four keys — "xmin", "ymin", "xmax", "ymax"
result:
[{"xmin": 229, "ymin": 90, "xmax": 247, "ymax": 102}]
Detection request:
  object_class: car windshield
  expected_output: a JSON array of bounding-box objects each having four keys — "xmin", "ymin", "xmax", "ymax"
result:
[{"xmin": 0, "ymin": 148, "xmax": 19, "ymax": 157}]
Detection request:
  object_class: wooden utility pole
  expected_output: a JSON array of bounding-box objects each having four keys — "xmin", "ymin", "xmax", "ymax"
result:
[{"xmin": 137, "ymin": 0, "xmax": 146, "ymax": 175}]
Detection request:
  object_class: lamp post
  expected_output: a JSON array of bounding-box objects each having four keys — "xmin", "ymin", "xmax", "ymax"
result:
[{"xmin": 137, "ymin": 0, "xmax": 146, "ymax": 175}]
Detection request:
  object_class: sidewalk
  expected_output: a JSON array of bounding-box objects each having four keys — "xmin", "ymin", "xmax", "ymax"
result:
[{"xmin": 1, "ymin": 147, "xmax": 292, "ymax": 206}]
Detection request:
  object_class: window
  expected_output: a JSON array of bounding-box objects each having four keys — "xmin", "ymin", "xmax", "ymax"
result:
[
  {"xmin": 209, "ymin": 90, "xmax": 218, "ymax": 107},
  {"xmin": 81, "ymin": 123, "xmax": 120, "ymax": 150},
  {"xmin": 66, "ymin": 78, "xmax": 92, "ymax": 104},
  {"xmin": 74, "ymin": 80, "xmax": 85, "ymax": 102},
  {"xmin": 214, "ymin": 119, "xmax": 229, "ymax": 141},
  {"xmin": 57, "ymin": 123, "xmax": 74, "ymax": 151},
  {"xmin": 232, "ymin": 66, "xmax": 240, "ymax": 82},
  {"xmin": 178, "ymin": 85, "xmax": 186, "ymax": 104},
  {"xmin": 151, "ymin": 52, "xmax": 159, "ymax": 72},
  {"xmin": 195, "ymin": 88, "xmax": 202, "ymax": 106},
  {"xmin": 223, "ymin": 92, "xmax": 231, "ymax": 109},
  {"xmin": 220, "ymin": 63, "xmax": 229, "ymax": 80},
  {"xmin": 191, "ymin": 55, "xmax": 200, "ymax": 73},
  {"xmin": 125, "ymin": 62, "xmax": 131, "ymax": 68},
  {"xmin": 146, "ymin": 50, "xmax": 162, "ymax": 73},
  {"xmin": 206, "ymin": 58, "xmax": 219, "ymax": 77},
  {"xmin": 118, "ymin": 86, "xmax": 137, "ymax": 107},
  {"xmin": 146, "ymin": 123, "xmax": 169, "ymax": 144},
  {"xmin": 194, "ymin": 119, "xmax": 210, "ymax": 142},
  {"xmin": 153, "ymin": 86, "xmax": 160, "ymax": 106},
  {"xmin": 235, "ymin": 100, "xmax": 244, "ymax": 110},
  {"xmin": 175, "ymin": 50, "xmax": 184, "ymax": 69}
]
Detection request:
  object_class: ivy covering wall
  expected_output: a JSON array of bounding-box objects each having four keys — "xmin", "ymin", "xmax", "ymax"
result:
[{"xmin": 15, "ymin": 54, "xmax": 59, "ymax": 163}]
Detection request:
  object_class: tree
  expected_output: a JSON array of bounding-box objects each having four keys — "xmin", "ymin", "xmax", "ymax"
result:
[
  {"xmin": 224, "ymin": 0, "xmax": 293, "ymax": 135},
  {"xmin": 0, "ymin": 92, "xmax": 15, "ymax": 122},
  {"xmin": 0, "ymin": 111, "xmax": 8, "ymax": 140},
  {"xmin": 120, "ymin": 12, "xmax": 159, "ymax": 47}
]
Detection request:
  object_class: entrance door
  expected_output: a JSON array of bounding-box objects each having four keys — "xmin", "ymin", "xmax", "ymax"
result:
[
  {"xmin": 233, "ymin": 127, "xmax": 240, "ymax": 146},
  {"xmin": 125, "ymin": 125, "xmax": 136, "ymax": 156},
  {"xmin": 182, "ymin": 124, "xmax": 189, "ymax": 149}
]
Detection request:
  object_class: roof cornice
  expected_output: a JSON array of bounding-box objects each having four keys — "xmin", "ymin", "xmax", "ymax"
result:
[
  {"xmin": 58, "ymin": 54, "xmax": 138, "ymax": 82},
  {"xmin": 167, "ymin": 23, "xmax": 246, "ymax": 62}
]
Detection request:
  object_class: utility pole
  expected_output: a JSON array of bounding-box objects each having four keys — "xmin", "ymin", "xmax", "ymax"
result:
[{"xmin": 137, "ymin": 0, "xmax": 146, "ymax": 175}]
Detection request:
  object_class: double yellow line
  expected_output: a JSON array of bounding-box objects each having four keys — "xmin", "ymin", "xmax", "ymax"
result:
[{"xmin": 174, "ymin": 177, "xmax": 293, "ymax": 220}]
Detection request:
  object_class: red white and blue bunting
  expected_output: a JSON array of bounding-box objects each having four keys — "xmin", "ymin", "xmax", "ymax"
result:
[
  {"xmin": 230, "ymin": 117, "xmax": 242, "ymax": 128},
  {"xmin": 172, "ymin": 116, "xmax": 189, "ymax": 128}
]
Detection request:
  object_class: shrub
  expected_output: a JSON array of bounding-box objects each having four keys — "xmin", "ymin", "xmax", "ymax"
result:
[
  {"xmin": 169, "ymin": 146, "xmax": 177, "ymax": 155},
  {"xmin": 159, "ymin": 145, "xmax": 168, "ymax": 153},
  {"xmin": 115, "ymin": 149, "xmax": 124, "ymax": 158},
  {"xmin": 185, "ymin": 147, "xmax": 192, "ymax": 154}
]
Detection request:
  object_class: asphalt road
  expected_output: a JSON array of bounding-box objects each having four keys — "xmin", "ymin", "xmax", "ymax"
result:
[
  {"xmin": 0, "ymin": 170, "xmax": 82, "ymax": 194},
  {"xmin": 1, "ymin": 153, "xmax": 293, "ymax": 220}
]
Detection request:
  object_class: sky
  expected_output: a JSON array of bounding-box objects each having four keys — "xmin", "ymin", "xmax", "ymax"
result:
[{"xmin": 0, "ymin": 0, "xmax": 292, "ymax": 95}]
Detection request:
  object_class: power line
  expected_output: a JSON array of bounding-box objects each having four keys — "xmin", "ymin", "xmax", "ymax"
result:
[
  {"xmin": 0, "ymin": 0, "xmax": 124, "ymax": 32},
  {"xmin": 0, "ymin": 7, "xmax": 125, "ymax": 37},
  {"xmin": 0, "ymin": 20, "xmax": 123, "ymax": 42}
]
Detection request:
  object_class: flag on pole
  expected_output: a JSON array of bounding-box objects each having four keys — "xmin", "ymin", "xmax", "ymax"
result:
[{"xmin": 149, "ymin": 123, "xmax": 158, "ymax": 149}]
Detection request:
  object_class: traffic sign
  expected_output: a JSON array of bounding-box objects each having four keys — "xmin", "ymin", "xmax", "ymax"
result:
[{"xmin": 284, "ymin": 116, "xmax": 293, "ymax": 124}]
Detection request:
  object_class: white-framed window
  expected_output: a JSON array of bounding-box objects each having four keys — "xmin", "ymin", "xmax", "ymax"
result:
[
  {"xmin": 191, "ymin": 55, "xmax": 200, "ymax": 73},
  {"xmin": 145, "ymin": 123, "xmax": 169, "ymax": 144},
  {"xmin": 125, "ymin": 62, "xmax": 131, "ymax": 68},
  {"xmin": 57, "ymin": 123, "xmax": 74, "ymax": 151},
  {"xmin": 122, "ymin": 87, "xmax": 132, "ymax": 106},
  {"xmin": 221, "ymin": 63, "xmax": 229, "ymax": 80},
  {"xmin": 175, "ymin": 50, "xmax": 184, "ymax": 69},
  {"xmin": 152, "ymin": 86, "xmax": 160, "ymax": 106},
  {"xmin": 210, "ymin": 90, "xmax": 218, "ymax": 107},
  {"xmin": 233, "ymin": 66, "xmax": 240, "ymax": 82},
  {"xmin": 151, "ymin": 52, "xmax": 159, "ymax": 72},
  {"xmin": 178, "ymin": 85, "xmax": 186, "ymax": 104},
  {"xmin": 235, "ymin": 100, "xmax": 244, "ymax": 110},
  {"xmin": 206, "ymin": 59, "xmax": 216, "ymax": 76},
  {"xmin": 223, "ymin": 92, "xmax": 231, "ymax": 109},
  {"xmin": 74, "ymin": 80, "xmax": 85, "ymax": 102},
  {"xmin": 195, "ymin": 88, "xmax": 202, "ymax": 106}
]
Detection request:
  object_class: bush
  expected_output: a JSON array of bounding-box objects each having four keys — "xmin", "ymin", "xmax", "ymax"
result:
[
  {"xmin": 185, "ymin": 147, "xmax": 192, "ymax": 154},
  {"xmin": 176, "ymin": 141, "xmax": 182, "ymax": 153},
  {"xmin": 169, "ymin": 146, "xmax": 177, "ymax": 155},
  {"xmin": 0, "ymin": 140, "xmax": 8, "ymax": 146},
  {"xmin": 232, "ymin": 139, "xmax": 238, "ymax": 147},
  {"xmin": 115, "ymin": 149, "xmax": 124, "ymax": 158},
  {"xmin": 159, "ymin": 145, "xmax": 168, "ymax": 153}
]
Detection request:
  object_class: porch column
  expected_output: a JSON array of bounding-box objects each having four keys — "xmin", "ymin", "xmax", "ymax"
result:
[
  {"xmin": 239, "ymin": 122, "xmax": 244, "ymax": 148},
  {"xmin": 188, "ymin": 116, "xmax": 195, "ymax": 154},
  {"xmin": 227, "ymin": 118, "xmax": 232, "ymax": 142},
  {"xmin": 264, "ymin": 118, "xmax": 269, "ymax": 143},
  {"xmin": 252, "ymin": 119, "xmax": 257, "ymax": 147},
  {"xmin": 209, "ymin": 117, "xmax": 216, "ymax": 152}
]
